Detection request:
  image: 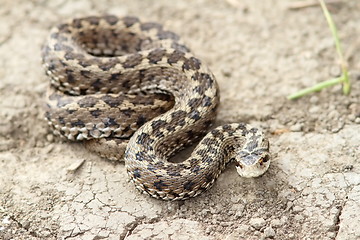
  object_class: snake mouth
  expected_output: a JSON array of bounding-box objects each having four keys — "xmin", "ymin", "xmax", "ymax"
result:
[
  {"xmin": 236, "ymin": 163, "xmax": 269, "ymax": 178},
  {"xmin": 235, "ymin": 152, "xmax": 270, "ymax": 178}
]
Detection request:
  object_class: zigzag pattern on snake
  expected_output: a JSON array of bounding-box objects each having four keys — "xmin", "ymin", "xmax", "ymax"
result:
[{"xmin": 42, "ymin": 15, "xmax": 270, "ymax": 200}]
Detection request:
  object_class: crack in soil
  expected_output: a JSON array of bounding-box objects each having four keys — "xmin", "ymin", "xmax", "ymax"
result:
[
  {"xmin": 333, "ymin": 202, "xmax": 344, "ymax": 238},
  {"xmin": 9, "ymin": 215, "xmax": 38, "ymax": 238}
]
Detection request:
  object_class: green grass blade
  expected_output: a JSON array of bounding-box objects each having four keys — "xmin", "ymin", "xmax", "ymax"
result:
[
  {"xmin": 319, "ymin": 0, "xmax": 350, "ymax": 95},
  {"xmin": 287, "ymin": 76, "xmax": 343, "ymax": 100},
  {"xmin": 287, "ymin": 0, "xmax": 351, "ymax": 99}
]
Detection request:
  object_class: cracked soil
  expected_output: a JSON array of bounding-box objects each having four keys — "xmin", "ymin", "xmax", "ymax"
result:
[{"xmin": 0, "ymin": 0, "xmax": 360, "ymax": 239}]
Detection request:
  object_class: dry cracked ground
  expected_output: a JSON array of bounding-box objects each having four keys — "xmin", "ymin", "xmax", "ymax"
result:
[{"xmin": 0, "ymin": 0, "xmax": 360, "ymax": 239}]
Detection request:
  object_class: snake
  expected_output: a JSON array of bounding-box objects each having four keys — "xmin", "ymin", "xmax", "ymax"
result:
[{"xmin": 42, "ymin": 15, "xmax": 270, "ymax": 200}]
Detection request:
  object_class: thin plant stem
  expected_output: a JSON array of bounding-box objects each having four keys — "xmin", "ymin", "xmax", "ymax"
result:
[
  {"xmin": 319, "ymin": 0, "xmax": 350, "ymax": 95},
  {"xmin": 287, "ymin": 76, "xmax": 343, "ymax": 99},
  {"xmin": 287, "ymin": 0, "xmax": 350, "ymax": 100}
]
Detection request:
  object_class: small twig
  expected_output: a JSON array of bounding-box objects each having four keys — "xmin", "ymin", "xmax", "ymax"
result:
[{"xmin": 66, "ymin": 159, "xmax": 86, "ymax": 173}]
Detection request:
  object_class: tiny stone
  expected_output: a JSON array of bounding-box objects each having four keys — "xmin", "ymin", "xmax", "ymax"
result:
[
  {"xmin": 220, "ymin": 221, "xmax": 230, "ymax": 227},
  {"xmin": 294, "ymin": 214, "xmax": 304, "ymax": 222},
  {"xmin": 249, "ymin": 217, "xmax": 266, "ymax": 230},
  {"xmin": 327, "ymin": 231, "xmax": 336, "ymax": 239},
  {"xmin": 210, "ymin": 207, "xmax": 217, "ymax": 214},
  {"xmin": 348, "ymin": 102, "xmax": 357, "ymax": 111},
  {"xmin": 221, "ymin": 68, "xmax": 232, "ymax": 77},
  {"xmin": 2, "ymin": 215, "xmax": 10, "ymax": 224},
  {"xmin": 200, "ymin": 209, "xmax": 210, "ymax": 215},
  {"xmin": 309, "ymin": 95, "xmax": 319, "ymax": 103},
  {"xmin": 292, "ymin": 206, "xmax": 303, "ymax": 213},
  {"xmin": 232, "ymin": 203, "xmax": 245, "ymax": 218},
  {"xmin": 67, "ymin": 159, "xmax": 86, "ymax": 173},
  {"xmin": 348, "ymin": 114, "xmax": 356, "ymax": 122},
  {"xmin": 355, "ymin": 118, "xmax": 360, "ymax": 124},
  {"xmin": 331, "ymin": 122, "xmax": 344, "ymax": 133},
  {"xmin": 309, "ymin": 106, "xmax": 320, "ymax": 113},
  {"xmin": 263, "ymin": 226, "xmax": 276, "ymax": 238},
  {"xmin": 46, "ymin": 134, "xmax": 54, "ymax": 142},
  {"xmin": 230, "ymin": 195, "xmax": 239, "ymax": 203},
  {"xmin": 22, "ymin": 220, "xmax": 31, "ymax": 229},
  {"xmin": 280, "ymin": 216, "xmax": 288, "ymax": 224},
  {"xmin": 290, "ymin": 123, "xmax": 302, "ymax": 132},
  {"xmin": 40, "ymin": 230, "xmax": 51, "ymax": 237},
  {"xmin": 270, "ymin": 219, "xmax": 282, "ymax": 228},
  {"xmin": 36, "ymin": 140, "xmax": 44, "ymax": 148},
  {"xmin": 237, "ymin": 224, "xmax": 250, "ymax": 232},
  {"xmin": 328, "ymin": 110, "xmax": 339, "ymax": 119},
  {"xmin": 98, "ymin": 230, "xmax": 110, "ymax": 238},
  {"xmin": 226, "ymin": 225, "xmax": 249, "ymax": 240},
  {"xmin": 285, "ymin": 201, "xmax": 294, "ymax": 211}
]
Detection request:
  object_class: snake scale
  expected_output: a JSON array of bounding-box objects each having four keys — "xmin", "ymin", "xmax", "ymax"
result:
[{"xmin": 42, "ymin": 15, "xmax": 270, "ymax": 200}]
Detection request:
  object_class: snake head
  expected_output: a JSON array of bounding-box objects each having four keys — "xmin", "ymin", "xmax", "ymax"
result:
[{"xmin": 234, "ymin": 138, "xmax": 270, "ymax": 178}]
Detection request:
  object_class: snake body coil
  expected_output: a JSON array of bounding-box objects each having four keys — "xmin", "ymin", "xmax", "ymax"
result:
[{"xmin": 42, "ymin": 16, "xmax": 270, "ymax": 200}]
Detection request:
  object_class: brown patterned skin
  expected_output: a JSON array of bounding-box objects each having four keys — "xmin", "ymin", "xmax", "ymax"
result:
[{"xmin": 42, "ymin": 16, "xmax": 270, "ymax": 200}]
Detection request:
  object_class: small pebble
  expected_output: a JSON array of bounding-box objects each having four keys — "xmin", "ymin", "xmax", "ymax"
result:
[
  {"xmin": 220, "ymin": 221, "xmax": 230, "ymax": 227},
  {"xmin": 2, "ymin": 215, "xmax": 10, "ymax": 225},
  {"xmin": 309, "ymin": 106, "xmax": 320, "ymax": 113},
  {"xmin": 328, "ymin": 110, "xmax": 339, "ymax": 119},
  {"xmin": 327, "ymin": 231, "xmax": 337, "ymax": 239},
  {"xmin": 263, "ymin": 226, "xmax": 276, "ymax": 238},
  {"xmin": 280, "ymin": 216, "xmax": 288, "ymax": 224},
  {"xmin": 331, "ymin": 122, "xmax": 344, "ymax": 133},
  {"xmin": 292, "ymin": 206, "xmax": 303, "ymax": 213},
  {"xmin": 294, "ymin": 214, "xmax": 304, "ymax": 222},
  {"xmin": 36, "ymin": 140, "xmax": 44, "ymax": 148},
  {"xmin": 348, "ymin": 114, "xmax": 356, "ymax": 122},
  {"xmin": 290, "ymin": 123, "xmax": 302, "ymax": 132},
  {"xmin": 46, "ymin": 134, "xmax": 54, "ymax": 142},
  {"xmin": 221, "ymin": 68, "xmax": 232, "ymax": 77},
  {"xmin": 67, "ymin": 159, "xmax": 86, "ymax": 173},
  {"xmin": 270, "ymin": 219, "xmax": 282, "ymax": 228},
  {"xmin": 249, "ymin": 217, "xmax": 266, "ymax": 230},
  {"xmin": 309, "ymin": 95, "xmax": 319, "ymax": 104},
  {"xmin": 285, "ymin": 201, "xmax": 294, "ymax": 211}
]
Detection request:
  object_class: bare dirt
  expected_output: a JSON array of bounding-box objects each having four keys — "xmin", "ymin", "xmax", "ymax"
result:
[{"xmin": 1, "ymin": 0, "xmax": 359, "ymax": 239}]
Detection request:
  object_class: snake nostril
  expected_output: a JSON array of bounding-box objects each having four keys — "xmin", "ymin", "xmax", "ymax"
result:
[
  {"xmin": 262, "ymin": 155, "xmax": 270, "ymax": 163},
  {"xmin": 234, "ymin": 161, "xmax": 243, "ymax": 169}
]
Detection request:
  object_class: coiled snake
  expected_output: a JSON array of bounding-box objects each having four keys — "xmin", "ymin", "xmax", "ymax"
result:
[{"xmin": 42, "ymin": 16, "xmax": 270, "ymax": 200}]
